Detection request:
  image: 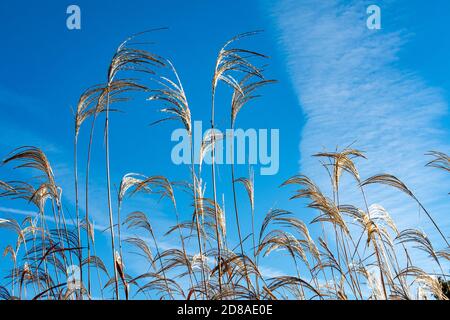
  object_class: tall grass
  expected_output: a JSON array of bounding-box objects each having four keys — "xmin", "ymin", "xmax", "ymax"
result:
[{"xmin": 0, "ymin": 32, "xmax": 448, "ymax": 300}]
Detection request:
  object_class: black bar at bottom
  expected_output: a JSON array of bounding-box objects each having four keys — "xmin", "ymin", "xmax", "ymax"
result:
[{"xmin": 0, "ymin": 300, "xmax": 446, "ymax": 318}]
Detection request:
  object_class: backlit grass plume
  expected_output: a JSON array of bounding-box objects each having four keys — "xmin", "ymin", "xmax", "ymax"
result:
[{"xmin": 0, "ymin": 32, "xmax": 448, "ymax": 301}]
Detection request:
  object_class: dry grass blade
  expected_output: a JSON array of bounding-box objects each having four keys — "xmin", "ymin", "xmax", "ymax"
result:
[
  {"xmin": 114, "ymin": 251, "xmax": 129, "ymax": 299},
  {"xmin": 82, "ymin": 256, "xmax": 109, "ymax": 277},
  {"xmin": 234, "ymin": 176, "xmax": 254, "ymax": 211},
  {"xmin": 395, "ymin": 229, "xmax": 440, "ymax": 266},
  {"xmin": 314, "ymin": 149, "xmax": 366, "ymax": 191},
  {"xmin": 274, "ymin": 216, "xmax": 321, "ymax": 262},
  {"xmin": 259, "ymin": 209, "xmax": 291, "ymax": 243},
  {"xmin": 0, "ymin": 286, "xmax": 11, "ymax": 300},
  {"xmin": 124, "ymin": 237, "xmax": 155, "ymax": 266},
  {"xmin": 267, "ymin": 276, "xmax": 322, "ymax": 299},
  {"xmin": 396, "ymin": 266, "xmax": 448, "ymax": 300},
  {"xmin": 108, "ymin": 32, "xmax": 165, "ymax": 83},
  {"xmin": 213, "ymin": 31, "xmax": 267, "ymax": 94},
  {"xmin": 200, "ymin": 198, "xmax": 226, "ymax": 240},
  {"xmin": 0, "ymin": 218, "xmax": 22, "ymax": 237},
  {"xmin": 128, "ymin": 271, "xmax": 182, "ymax": 299},
  {"xmin": 155, "ymin": 249, "xmax": 193, "ymax": 277},
  {"xmin": 118, "ymin": 173, "xmax": 149, "ymax": 203},
  {"xmin": 436, "ymin": 248, "xmax": 450, "ymax": 261},
  {"xmin": 199, "ymin": 130, "xmax": 224, "ymax": 174},
  {"xmin": 230, "ymin": 73, "xmax": 276, "ymax": 126},
  {"xmin": 148, "ymin": 59, "xmax": 191, "ymax": 133},
  {"xmin": 3, "ymin": 245, "xmax": 17, "ymax": 270},
  {"xmin": 0, "ymin": 180, "xmax": 14, "ymax": 193},
  {"xmin": 362, "ymin": 174, "xmax": 448, "ymax": 246},
  {"xmin": 124, "ymin": 211, "xmax": 155, "ymax": 236},
  {"xmin": 3, "ymin": 147, "xmax": 56, "ymax": 186},
  {"xmin": 75, "ymin": 79, "xmax": 147, "ymax": 136},
  {"xmin": 281, "ymin": 175, "xmax": 348, "ymax": 233},
  {"xmin": 426, "ymin": 151, "xmax": 450, "ymax": 173},
  {"xmin": 361, "ymin": 174, "xmax": 413, "ymax": 197},
  {"xmin": 1, "ymin": 30, "xmax": 449, "ymax": 301},
  {"xmin": 129, "ymin": 175, "xmax": 176, "ymax": 207}
]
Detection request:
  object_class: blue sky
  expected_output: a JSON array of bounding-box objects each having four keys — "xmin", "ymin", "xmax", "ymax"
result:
[
  {"xmin": 0, "ymin": 0, "xmax": 449, "ymax": 297},
  {"xmin": 273, "ymin": 0, "xmax": 450, "ymax": 248}
]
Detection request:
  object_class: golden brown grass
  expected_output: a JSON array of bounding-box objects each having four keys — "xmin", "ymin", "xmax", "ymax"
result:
[{"xmin": 0, "ymin": 32, "xmax": 448, "ymax": 300}]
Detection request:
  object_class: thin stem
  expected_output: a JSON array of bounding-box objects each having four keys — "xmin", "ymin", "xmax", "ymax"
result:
[
  {"xmin": 73, "ymin": 134, "xmax": 83, "ymax": 296},
  {"xmin": 229, "ymin": 126, "xmax": 252, "ymax": 293},
  {"xmin": 84, "ymin": 108, "xmax": 97, "ymax": 296},
  {"xmin": 210, "ymin": 93, "xmax": 223, "ymax": 294},
  {"xmin": 104, "ymin": 88, "xmax": 120, "ymax": 300},
  {"xmin": 190, "ymin": 135, "xmax": 208, "ymax": 299}
]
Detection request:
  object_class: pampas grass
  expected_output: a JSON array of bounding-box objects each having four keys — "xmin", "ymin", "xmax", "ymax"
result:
[{"xmin": 0, "ymin": 32, "xmax": 448, "ymax": 300}]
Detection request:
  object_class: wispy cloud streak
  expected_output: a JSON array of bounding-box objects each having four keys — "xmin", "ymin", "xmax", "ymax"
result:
[{"xmin": 271, "ymin": 0, "xmax": 450, "ymax": 249}]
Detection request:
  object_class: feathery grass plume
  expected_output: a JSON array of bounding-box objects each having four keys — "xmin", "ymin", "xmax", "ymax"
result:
[
  {"xmin": 148, "ymin": 59, "xmax": 191, "ymax": 133},
  {"xmin": 145, "ymin": 59, "xmax": 211, "ymax": 298},
  {"xmin": 102, "ymin": 30, "xmax": 166, "ymax": 300},
  {"xmin": 114, "ymin": 251, "xmax": 129, "ymax": 299},
  {"xmin": 117, "ymin": 173, "xmax": 150, "ymax": 259},
  {"xmin": 234, "ymin": 170, "xmax": 260, "ymax": 292},
  {"xmin": 230, "ymin": 73, "xmax": 276, "ymax": 126},
  {"xmin": 395, "ymin": 229, "xmax": 441, "ymax": 268},
  {"xmin": 0, "ymin": 286, "xmax": 12, "ymax": 300},
  {"xmin": 426, "ymin": 151, "xmax": 450, "ymax": 195},
  {"xmin": 3, "ymin": 245, "xmax": 17, "ymax": 263},
  {"xmin": 0, "ymin": 180, "xmax": 14, "ymax": 193},
  {"xmin": 82, "ymin": 255, "xmax": 109, "ymax": 277},
  {"xmin": 80, "ymin": 79, "xmax": 148, "ymax": 297},
  {"xmin": 192, "ymin": 253, "xmax": 208, "ymax": 273},
  {"xmin": 132, "ymin": 272, "xmax": 185, "ymax": 299},
  {"xmin": 340, "ymin": 204, "xmax": 388, "ymax": 246},
  {"xmin": 0, "ymin": 218, "xmax": 22, "ymax": 237},
  {"xmin": 273, "ymin": 215, "xmax": 321, "ymax": 266},
  {"xmin": 426, "ymin": 151, "xmax": 450, "ymax": 173},
  {"xmin": 368, "ymin": 204, "xmax": 399, "ymax": 235},
  {"xmin": 210, "ymin": 31, "xmax": 267, "ymax": 293},
  {"xmin": 129, "ymin": 174, "xmax": 196, "ymax": 295},
  {"xmin": 361, "ymin": 174, "xmax": 449, "ymax": 246},
  {"xmin": 397, "ymin": 266, "xmax": 448, "ymax": 300},
  {"xmin": 267, "ymin": 276, "xmax": 322, "ymax": 300},
  {"xmin": 0, "ymin": 31, "xmax": 449, "ymax": 301},
  {"xmin": 210, "ymin": 253, "xmax": 259, "ymax": 293},
  {"xmin": 340, "ymin": 204, "xmax": 392, "ymax": 298},
  {"xmin": 235, "ymin": 169, "xmax": 257, "ymax": 236},
  {"xmin": 119, "ymin": 173, "xmax": 151, "ymax": 200},
  {"xmin": 415, "ymin": 274, "xmax": 449, "ymax": 300},
  {"xmin": 281, "ymin": 175, "xmax": 349, "ymax": 233},
  {"xmin": 258, "ymin": 229, "xmax": 306, "ymax": 262},
  {"xmin": 2, "ymin": 147, "xmax": 74, "ymax": 291},
  {"xmin": 124, "ymin": 237, "xmax": 154, "ymax": 266},
  {"xmin": 360, "ymin": 266, "xmax": 386, "ymax": 300},
  {"xmin": 212, "ymin": 31, "xmax": 267, "ymax": 94},
  {"xmin": 156, "ymin": 249, "xmax": 194, "ymax": 277},
  {"xmin": 124, "ymin": 211, "xmax": 174, "ymax": 299},
  {"xmin": 3, "ymin": 244, "xmax": 17, "ymax": 296},
  {"xmin": 259, "ymin": 209, "xmax": 291, "ymax": 243},
  {"xmin": 198, "ymin": 130, "xmax": 223, "ymax": 174},
  {"xmin": 3, "ymin": 147, "xmax": 56, "ymax": 192},
  {"xmin": 436, "ymin": 247, "xmax": 450, "ymax": 261},
  {"xmin": 313, "ymin": 149, "xmax": 366, "ymax": 192},
  {"xmin": 201, "ymin": 198, "xmax": 227, "ymax": 242},
  {"xmin": 235, "ymin": 176, "xmax": 255, "ymax": 212}
]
